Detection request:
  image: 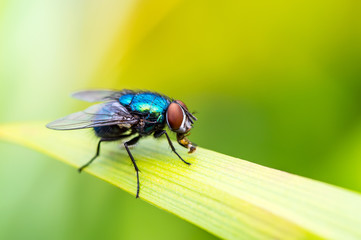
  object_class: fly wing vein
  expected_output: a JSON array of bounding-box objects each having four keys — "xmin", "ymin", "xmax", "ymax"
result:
[{"xmin": 46, "ymin": 101, "xmax": 138, "ymax": 130}]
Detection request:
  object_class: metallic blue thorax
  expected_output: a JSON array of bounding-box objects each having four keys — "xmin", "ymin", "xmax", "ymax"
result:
[{"xmin": 119, "ymin": 92, "xmax": 171, "ymax": 134}]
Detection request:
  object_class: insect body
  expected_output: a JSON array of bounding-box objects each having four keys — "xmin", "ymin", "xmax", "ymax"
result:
[{"xmin": 47, "ymin": 90, "xmax": 197, "ymax": 198}]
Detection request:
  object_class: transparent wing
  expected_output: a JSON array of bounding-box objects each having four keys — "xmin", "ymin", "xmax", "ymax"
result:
[
  {"xmin": 46, "ymin": 101, "xmax": 138, "ymax": 130},
  {"xmin": 71, "ymin": 89, "xmax": 135, "ymax": 102}
]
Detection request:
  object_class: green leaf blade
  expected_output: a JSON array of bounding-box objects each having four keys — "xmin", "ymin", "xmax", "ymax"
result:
[{"xmin": 0, "ymin": 122, "xmax": 360, "ymax": 239}]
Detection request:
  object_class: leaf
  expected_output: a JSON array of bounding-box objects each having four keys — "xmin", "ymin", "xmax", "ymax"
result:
[{"xmin": 0, "ymin": 122, "xmax": 360, "ymax": 240}]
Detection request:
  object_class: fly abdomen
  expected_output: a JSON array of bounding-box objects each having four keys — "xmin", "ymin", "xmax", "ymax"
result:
[{"xmin": 93, "ymin": 125, "xmax": 128, "ymax": 138}]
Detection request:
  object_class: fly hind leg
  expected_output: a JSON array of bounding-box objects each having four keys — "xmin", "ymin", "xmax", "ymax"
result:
[
  {"xmin": 78, "ymin": 138, "xmax": 114, "ymax": 173},
  {"xmin": 78, "ymin": 134, "xmax": 133, "ymax": 173}
]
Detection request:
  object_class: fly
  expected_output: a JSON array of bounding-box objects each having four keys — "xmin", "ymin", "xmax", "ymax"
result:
[{"xmin": 46, "ymin": 89, "xmax": 197, "ymax": 198}]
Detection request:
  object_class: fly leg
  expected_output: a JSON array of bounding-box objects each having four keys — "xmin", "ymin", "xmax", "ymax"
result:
[
  {"xmin": 124, "ymin": 136, "xmax": 142, "ymax": 198},
  {"xmin": 78, "ymin": 134, "xmax": 133, "ymax": 173},
  {"xmin": 154, "ymin": 130, "xmax": 191, "ymax": 165},
  {"xmin": 78, "ymin": 138, "xmax": 114, "ymax": 173}
]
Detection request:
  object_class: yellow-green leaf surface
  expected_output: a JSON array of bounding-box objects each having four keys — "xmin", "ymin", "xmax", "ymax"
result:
[{"xmin": 1, "ymin": 122, "xmax": 360, "ymax": 240}]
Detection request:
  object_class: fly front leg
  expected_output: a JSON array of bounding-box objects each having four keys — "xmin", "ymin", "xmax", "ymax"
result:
[
  {"xmin": 154, "ymin": 130, "xmax": 191, "ymax": 165},
  {"xmin": 124, "ymin": 136, "xmax": 142, "ymax": 198}
]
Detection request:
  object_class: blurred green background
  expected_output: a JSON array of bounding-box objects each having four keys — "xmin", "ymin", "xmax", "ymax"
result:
[{"xmin": 0, "ymin": 0, "xmax": 360, "ymax": 239}]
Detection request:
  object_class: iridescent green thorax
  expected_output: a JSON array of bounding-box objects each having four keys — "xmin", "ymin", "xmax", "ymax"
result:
[{"xmin": 119, "ymin": 92, "xmax": 171, "ymax": 134}]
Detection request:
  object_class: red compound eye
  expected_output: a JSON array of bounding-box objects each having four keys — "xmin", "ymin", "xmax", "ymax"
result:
[
  {"xmin": 175, "ymin": 100, "xmax": 188, "ymax": 110},
  {"xmin": 166, "ymin": 102, "xmax": 185, "ymax": 130}
]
